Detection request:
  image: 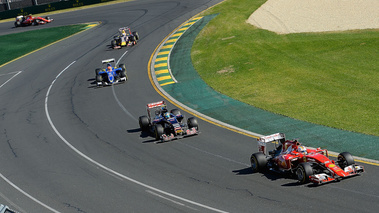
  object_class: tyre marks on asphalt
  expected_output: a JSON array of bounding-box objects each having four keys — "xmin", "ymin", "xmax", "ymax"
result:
[{"xmin": 153, "ymin": 16, "xmax": 203, "ymax": 87}]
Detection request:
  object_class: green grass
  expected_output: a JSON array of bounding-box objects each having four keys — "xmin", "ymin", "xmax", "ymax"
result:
[
  {"xmin": 192, "ymin": 0, "xmax": 379, "ymax": 136},
  {"xmin": 0, "ymin": 24, "xmax": 90, "ymax": 66}
]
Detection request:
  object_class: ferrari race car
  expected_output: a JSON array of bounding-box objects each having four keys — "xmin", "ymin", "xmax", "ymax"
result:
[
  {"xmin": 111, "ymin": 27, "xmax": 139, "ymax": 49},
  {"xmin": 250, "ymin": 133, "xmax": 364, "ymax": 185},
  {"xmin": 14, "ymin": 15, "xmax": 53, "ymax": 27},
  {"xmin": 139, "ymin": 101, "xmax": 199, "ymax": 142},
  {"xmin": 95, "ymin": 59, "xmax": 127, "ymax": 87}
]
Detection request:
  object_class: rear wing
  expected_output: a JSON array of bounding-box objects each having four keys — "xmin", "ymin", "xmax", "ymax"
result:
[
  {"xmin": 119, "ymin": 27, "xmax": 131, "ymax": 33},
  {"xmin": 102, "ymin": 58, "xmax": 115, "ymax": 64},
  {"xmin": 147, "ymin": 101, "xmax": 166, "ymax": 109},
  {"xmin": 257, "ymin": 133, "xmax": 285, "ymax": 155},
  {"xmin": 146, "ymin": 101, "xmax": 166, "ymax": 118}
]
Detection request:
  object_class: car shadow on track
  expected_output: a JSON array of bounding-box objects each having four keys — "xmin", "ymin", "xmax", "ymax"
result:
[
  {"xmin": 127, "ymin": 128, "xmax": 157, "ymax": 144},
  {"xmin": 233, "ymin": 166, "xmax": 305, "ymax": 186}
]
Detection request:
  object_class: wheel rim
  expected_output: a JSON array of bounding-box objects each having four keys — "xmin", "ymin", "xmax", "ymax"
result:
[
  {"xmin": 296, "ymin": 168, "xmax": 304, "ymax": 181},
  {"xmin": 338, "ymin": 156, "xmax": 347, "ymax": 168},
  {"xmin": 251, "ymin": 156, "xmax": 257, "ymax": 170}
]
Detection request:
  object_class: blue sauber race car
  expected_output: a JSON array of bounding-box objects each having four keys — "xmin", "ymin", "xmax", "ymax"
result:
[
  {"xmin": 95, "ymin": 59, "xmax": 127, "ymax": 87},
  {"xmin": 139, "ymin": 101, "xmax": 199, "ymax": 142}
]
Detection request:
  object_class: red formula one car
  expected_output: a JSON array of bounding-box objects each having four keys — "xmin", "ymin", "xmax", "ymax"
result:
[
  {"xmin": 14, "ymin": 15, "xmax": 53, "ymax": 27},
  {"xmin": 250, "ymin": 133, "xmax": 364, "ymax": 185}
]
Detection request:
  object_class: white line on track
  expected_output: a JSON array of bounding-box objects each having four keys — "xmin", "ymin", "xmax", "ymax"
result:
[
  {"xmin": 44, "ymin": 60, "xmax": 228, "ymax": 213},
  {"xmin": 0, "ymin": 71, "xmax": 22, "ymax": 89},
  {"xmin": 0, "ymin": 173, "xmax": 60, "ymax": 213},
  {"xmin": 146, "ymin": 190, "xmax": 199, "ymax": 211},
  {"xmin": 0, "ymin": 69, "xmax": 60, "ymax": 212}
]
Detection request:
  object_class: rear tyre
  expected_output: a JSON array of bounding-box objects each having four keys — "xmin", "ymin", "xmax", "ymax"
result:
[
  {"xmin": 296, "ymin": 162, "xmax": 313, "ymax": 184},
  {"xmin": 132, "ymin": 31, "xmax": 139, "ymax": 40},
  {"xmin": 250, "ymin": 152, "xmax": 267, "ymax": 172},
  {"xmin": 154, "ymin": 124, "xmax": 164, "ymax": 141},
  {"xmin": 171, "ymin": 109, "xmax": 183, "ymax": 122},
  {"xmin": 187, "ymin": 117, "xmax": 198, "ymax": 130},
  {"xmin": 337, "ymin": 152, "xmax": 354, "ymax": 169},
  {"xmin": 95, "ymin": 68, "xmax": 102, "ymax": 75},
  {"xmin": 139, "ymin": 116, "xmax": 149, "ymax": 131},
  {"xmin": 119, "ymin": 64, "xmax": 126, "ymax": 71}
]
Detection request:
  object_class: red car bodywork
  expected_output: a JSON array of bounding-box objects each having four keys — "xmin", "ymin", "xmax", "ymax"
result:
[
  {"xmin": 250, "ymin": 133, "xmax": 364, "ymax": 185},
  {"xmin": 15, "ymin": 15, "xmax": 53, "ymax": 27}
]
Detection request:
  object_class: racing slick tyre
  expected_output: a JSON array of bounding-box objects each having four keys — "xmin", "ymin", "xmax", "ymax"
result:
[
  {"xmin": 111, "ymin": 40, "xmax": 117, "ymax": 48},
  {"xmin": 139, "ymin": 116, "xmax": 150, "ymax": 131},
  {"xmin": 118, "ymin": 64, "xmax": 127, "ymax": 79},
  {"xmin": 95, "ymin": 68, "xmax": 102, "ymax": 75},
  {"xmin": 296, "ymin": 162, "xmax": 313, "ymax": 184},
  {"xmin": 33, "ymin": 19, "xmax": 40, "ymax": 26},
  {"xmin": 119, "ymin": 64, "xmax": 126, "ymax": 71},
  {"xmin": 187, "ymin": 117, "xmax": 198, "ymax": 130},
  {"xmin": 337, "ymin": 152, "xmax": 355, "ymax": 169},
  {"xmin": 132, "ymin": 31, "xmax": 139, "ymax": 40},
  {"xmin": 154, "ymin": 124, "xmax": 164, "ymax": 141},
  {"xmin": 14, "ymin": 22, "xmax": 19, "ymax": 27},
  {"xmin": 95, "ymin": 75, "xmax": 103, "ymax": 83},
  {"xmin": 170, "ymin": 109, "xmax": 183, "ymax": 122},
  {"xmin": 250, "ymin": 152, "xmax": 267, "ymax": 173}
]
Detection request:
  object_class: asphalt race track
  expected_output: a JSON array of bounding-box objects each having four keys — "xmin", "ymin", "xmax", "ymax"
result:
[{"xmin": 0, "ymin": 0, "xmax": 378, "ymax": 212}]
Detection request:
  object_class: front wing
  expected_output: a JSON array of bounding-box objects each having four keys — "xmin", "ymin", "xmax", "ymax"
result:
[
  {"xmin": 309, "ymin": 164, "xmax": 364, "ymax": 185},
  {"xmin": 159, "ymin": 127, "xmax": 199, "ymax": 142}
]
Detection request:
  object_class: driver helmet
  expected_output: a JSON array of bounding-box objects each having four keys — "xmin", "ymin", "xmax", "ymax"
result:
[
  {"xmin": 107, "ymin": 63, "xmax": 112, "ymax": 71},
  {"xmin": 297, "ymin": 146, "xmax": 307, "ymax": 154},
  {"xmin": 164, "ymin": 112, "xmax": 170, "ymax": 119}
]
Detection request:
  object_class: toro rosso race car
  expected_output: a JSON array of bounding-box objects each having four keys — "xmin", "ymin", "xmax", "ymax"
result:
[
  {"xmin": 95, "ymin": 59, "xmax": 127, "ymax": 87},
  {"xmin": 14, "ymin": 15, "xmax": 53, "ymax": 27},
  {"xmin": 250, "ymin": 133, "xmax": 364, "ymax": 185},
  {"xmin": 111, "ymin": 27, "xmax": 139, "ymax": 49},
  {"xmin": 139, "ymin": 101, "xmax": 199, "ymax": 142}
]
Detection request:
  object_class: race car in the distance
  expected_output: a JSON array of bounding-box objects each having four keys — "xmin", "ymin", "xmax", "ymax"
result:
[
  {"xmin": 95, "ymin": 59, "xmax": 127, "ymax": 87},
  {"xmin": 250, "ymin": 133, "xmax": 364, "ymax": 185},
  {"xmin": 14, "ymin": 15, "xmax": 53, "ymax": 27},
  {"xmin": 111, "ymin": 27, "xmax": 139, "ymax": 49},
  {"xmin": 139, "ymin": 101, "xmax": 199, "ymax": 142}
]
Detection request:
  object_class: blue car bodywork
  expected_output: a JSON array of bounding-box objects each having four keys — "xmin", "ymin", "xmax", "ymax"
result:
[
  {"xmin": 95, "ymin": 58, "xmax": 127, "ymax": 87},
  {"xmin": 138, "ymin": 101, "xmax": 199, "ymax": 142}
]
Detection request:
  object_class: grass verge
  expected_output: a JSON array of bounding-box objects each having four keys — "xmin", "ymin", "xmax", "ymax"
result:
[
  {"xmin": 192, "ymin": 0, "xmax": 379, "ymax": 136},
  {"xmin": 0, "ymin": 24, "xmax": 90, "ymax": 66}
]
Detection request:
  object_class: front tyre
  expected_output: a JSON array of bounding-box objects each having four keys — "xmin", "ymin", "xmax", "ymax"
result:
[
  {"xmin": 250, "ymin": 152, "xmax": 267, "ymax": 172},
  {"xmin": 337, "ymin": 152, "xmax": 354, "ymax": 169},
  {"xmin": 154, "ymin": 124, "xmax": 164, "ymax": 141},
  {"xmin": 111, "ymin": 40, "xmax": 117, "ymax": 48},
  {"xmin": 296, "ymin": 162, "xmax": 313, "ymax": 184},
  {"xmin": 187, "ymin": 117, "xmax": 198, "ymax": 130},
  {"xmin": 95, "ymin": 75, "xmax": 103, "ymax": 83}
]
